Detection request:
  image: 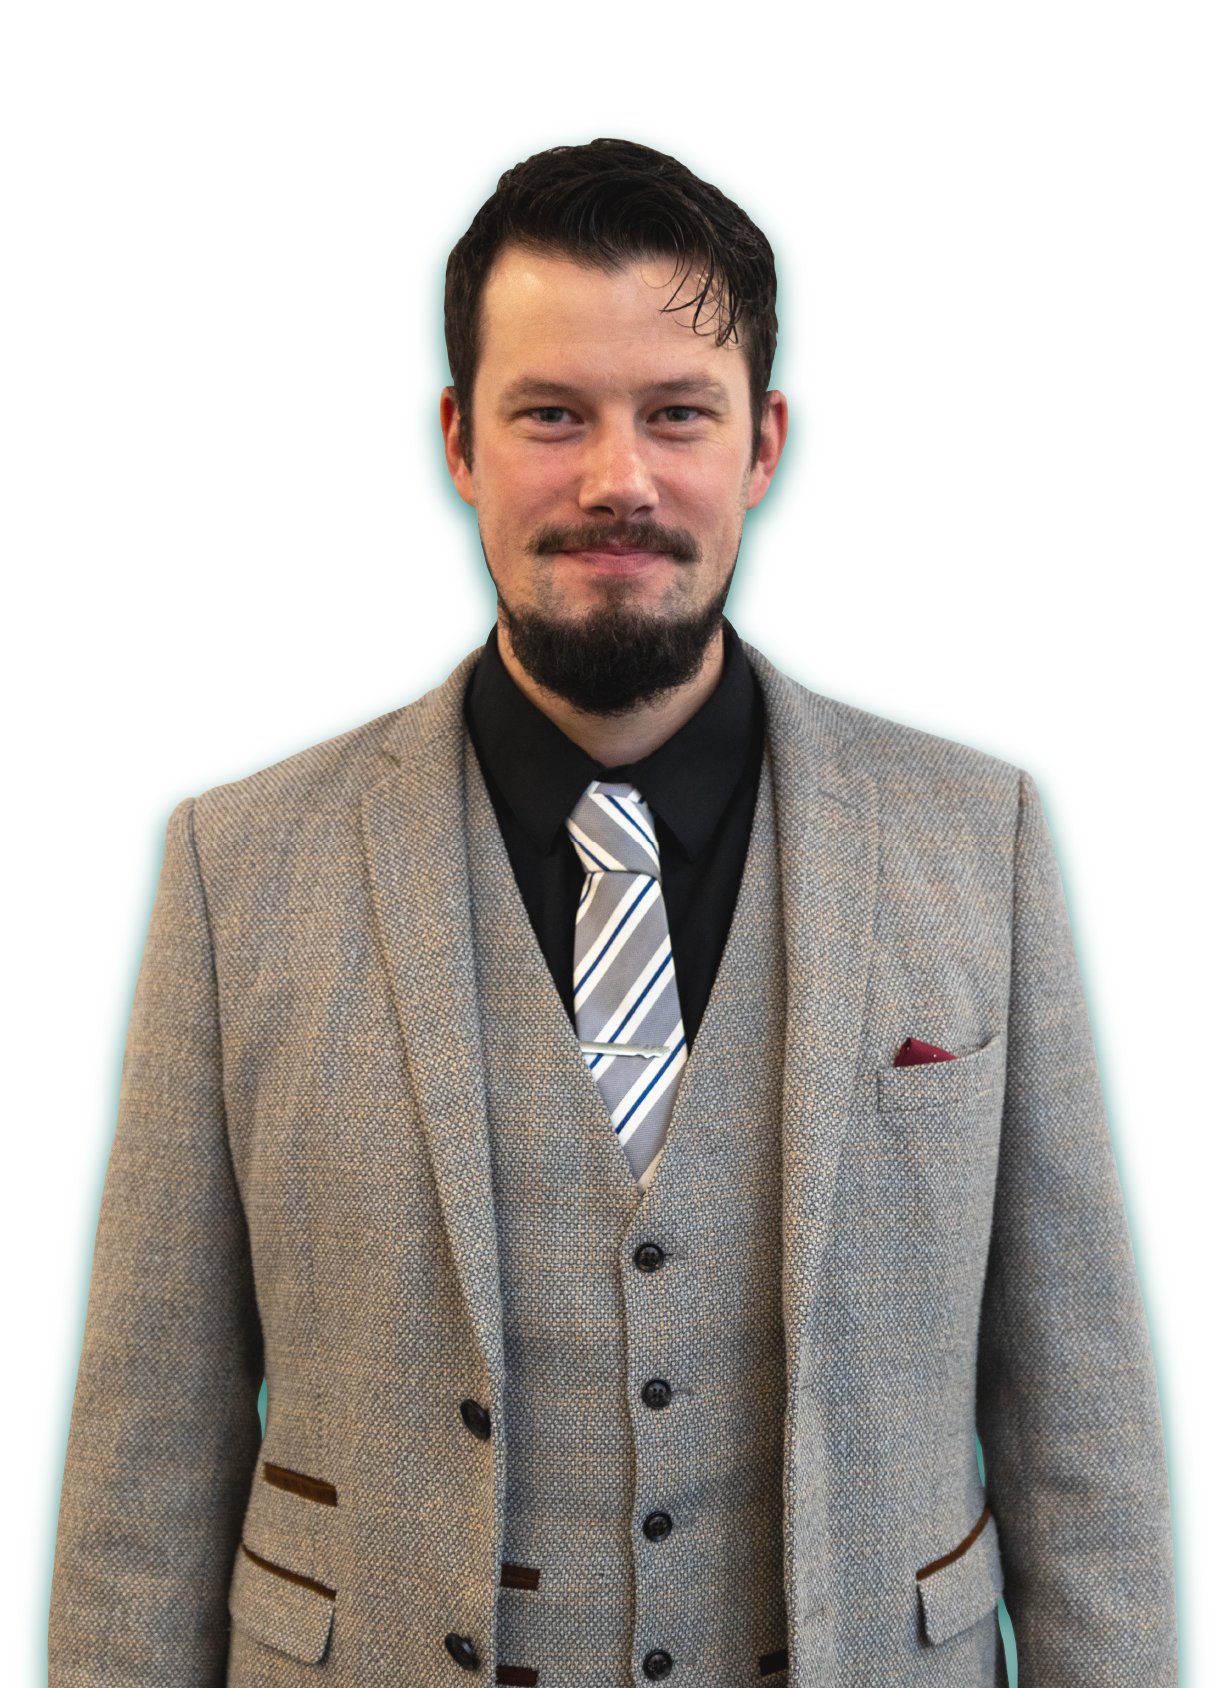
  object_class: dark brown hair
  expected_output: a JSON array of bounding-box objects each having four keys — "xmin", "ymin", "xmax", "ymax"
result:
[{"xmin": 444, "ymin": 138, "xmax": 779, "ymax": 465}]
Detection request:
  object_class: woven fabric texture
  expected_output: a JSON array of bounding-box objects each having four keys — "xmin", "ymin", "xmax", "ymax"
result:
[{"xmin": 49, "ymin": 645, "xmax": 1176, "ymax": 1687}]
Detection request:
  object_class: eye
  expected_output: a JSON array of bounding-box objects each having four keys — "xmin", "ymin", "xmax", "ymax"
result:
[
  {"xmin": 530, "ymin": 407, "xmax": 571, "ymax": 424},
  {"xmin": 658, "ymin": 406, "xmax": 699, "ymax": 423}
]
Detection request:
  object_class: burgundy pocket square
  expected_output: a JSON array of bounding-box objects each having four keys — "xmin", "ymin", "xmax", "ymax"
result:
[{"xmin": 894, "ymin": 1036, "xmax": 956, "ymax": 1068}]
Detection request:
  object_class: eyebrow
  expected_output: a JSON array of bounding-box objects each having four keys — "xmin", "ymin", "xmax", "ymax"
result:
[{"xmin": 499, "ymin": 377, "xmax": 732, "ymax": 407}]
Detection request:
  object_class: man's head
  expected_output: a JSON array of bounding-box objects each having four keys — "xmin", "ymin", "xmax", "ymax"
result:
[{"xmin": 440, "ymin": 139, "xmax": 786, "ymax": 719}]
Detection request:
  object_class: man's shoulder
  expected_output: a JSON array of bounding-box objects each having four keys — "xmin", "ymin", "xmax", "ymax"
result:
[
  {"xmin": 189, "ymin": 652, "xmax": 479, "ymax": 834},
  {"xmin": 749, "ymin": 646, "xmax": 1026, "ymax": 817}
]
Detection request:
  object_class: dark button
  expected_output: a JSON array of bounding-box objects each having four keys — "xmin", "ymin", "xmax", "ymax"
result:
[
  {"xmin": 643, "ymin": 1649, "xmax": 673, "ymax": 1680},
  {"xmin": 633, "ymin": 1242, "xmax": 666, "ymax": 1273},
  {"xmin": 460, "ymin": 1399, "xmax": 491, "ymax": 1441},
  {"xmin": 444, "ymin": 1633, "xmax": 481, "ymax": 1672},
  {"xmin": 641, "ymin": 1378, "xmax": 672, "ymax": 1411},
  {"xmin": 642, "ymin": 1510, "xmax": 673, "ymax": 1541}
]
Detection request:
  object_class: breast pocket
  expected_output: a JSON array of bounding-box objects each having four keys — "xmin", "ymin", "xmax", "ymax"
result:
[
  {"xmin": 867, "ymin": 1033, "xmax": 1007, "ymax": 1278},
  {"xmin": 876, "ymin": 1033, "xmax": 1006, "ymax": 1126}
]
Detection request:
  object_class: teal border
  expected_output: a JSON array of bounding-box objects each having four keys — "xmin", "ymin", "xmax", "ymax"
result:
[{"xmin": 14, "ymin": 122, "xmax": 1202, "ymax": 1688}]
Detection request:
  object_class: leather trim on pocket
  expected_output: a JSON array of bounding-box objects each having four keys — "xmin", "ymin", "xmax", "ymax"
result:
[
  {"xmin": 241, "ymin": 1542, "xmax": 336, "ymax": 1599},
  {"xmin": 917, "ymin": 1505, "xmax": 991, "ymax": 1579},
  {"xmin": 263, "ymin": 1462, "xmax": 338, "ymax": 1507},
  {"xmin": 500, "ymin": 1563, "xmax": 541, "ymax": 1590},
  {"xmin": 916, "ymin": 1508, "xmax": 1004, "ymax": 1645},
  {"xmin": 229, "ymin": 1542, "xmax": 336, "ymax": 1665}
]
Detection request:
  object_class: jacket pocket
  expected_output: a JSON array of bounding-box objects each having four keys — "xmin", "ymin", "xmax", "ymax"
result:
[
  {"xmin": 916, "ymin": 1508, "xmax": 1004, "ymax": 1645},
  {"xmin": 229, "ymin": 1542, "xmax": 336, "ymax": 1665},
  {"xmin": 877, "ymin": 1033, "xmax": 1006, "ymax": 1119}
]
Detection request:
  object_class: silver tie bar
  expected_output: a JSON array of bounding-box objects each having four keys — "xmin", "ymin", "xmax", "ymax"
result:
[{"xmin": 580, "ymin": 1040, "xmax": 668, "ymax": 1058}]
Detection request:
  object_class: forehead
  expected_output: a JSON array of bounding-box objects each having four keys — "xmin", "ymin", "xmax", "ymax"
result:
[{"xmin": 476, "ymin": 243, "xmax": 745, "ymax": 389}]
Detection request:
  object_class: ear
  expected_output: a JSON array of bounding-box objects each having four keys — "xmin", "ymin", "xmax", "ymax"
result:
[
  {"xmin": 440, "ymin": 387, "xmax": 476, "ymax": 507},
  {"xmin": 745, "ymin": 391, "xmax": 789, "ymax": 510}
]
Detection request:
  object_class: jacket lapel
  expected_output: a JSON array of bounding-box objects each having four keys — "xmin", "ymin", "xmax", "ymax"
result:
[
  {"xmin": 748, "ymin": 648, "xmax": 879, "ymax": 1355},
  {"xmin": 362, "ymin": 653, "xmax": 505, "ymax": 1385},
  {"xmin": 361, "ymin": 642, "xmax": 875, "ymax": 1390}
]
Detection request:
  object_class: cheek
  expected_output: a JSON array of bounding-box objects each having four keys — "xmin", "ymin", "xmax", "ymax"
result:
[
  {"xmin": 474, "ymin": 445, "xmax": 572, "ymax": 532},
  {"xmin": 664, "ymin": 450, "xmax": 752, "ymax": 530}
]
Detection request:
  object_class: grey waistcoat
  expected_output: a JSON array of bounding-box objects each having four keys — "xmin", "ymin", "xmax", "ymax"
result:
[{"xmin": 466, "ymin": 740, "xmax": 790, "ymax": 1687}]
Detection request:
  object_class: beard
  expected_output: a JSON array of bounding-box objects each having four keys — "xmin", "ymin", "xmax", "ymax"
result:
[{"xmin": 498, "ymin": 519, "xmax": 733, "ymax": 718}]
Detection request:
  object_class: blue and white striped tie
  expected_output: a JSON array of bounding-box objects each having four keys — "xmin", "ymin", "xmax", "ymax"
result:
[{"xmin": 565, "ymin": 781, "xmax": 688, "ymax": 1188}]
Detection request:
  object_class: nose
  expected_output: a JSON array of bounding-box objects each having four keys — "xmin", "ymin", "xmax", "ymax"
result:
[{"xmin": 577, "ymin": 414, "xmax": 658, "ymax": 522}]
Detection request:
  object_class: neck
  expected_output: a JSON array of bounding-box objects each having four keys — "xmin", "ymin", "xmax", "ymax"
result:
[{"xmin": 496, "ymin": 616, "xmax": 725, "ymax": 765}]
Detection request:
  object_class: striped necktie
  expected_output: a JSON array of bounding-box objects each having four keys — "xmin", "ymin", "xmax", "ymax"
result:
[{"xmin": 565, "ymin": 781, "xmax": 688, "ymax": 1188}]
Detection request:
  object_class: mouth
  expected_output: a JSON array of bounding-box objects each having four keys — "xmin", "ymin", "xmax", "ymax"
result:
[
  {"xmin": 532, "ymin": 523, "xmax": 700, "ymax": 572},
  {"xmin": 558, "ymin": 544, "xmax": 670, "ymax": 576}
]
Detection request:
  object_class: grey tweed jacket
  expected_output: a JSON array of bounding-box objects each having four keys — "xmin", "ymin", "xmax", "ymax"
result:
[{"xmin": 49, "ymin": 646, "xmax": 1176, "ymax": 1686}]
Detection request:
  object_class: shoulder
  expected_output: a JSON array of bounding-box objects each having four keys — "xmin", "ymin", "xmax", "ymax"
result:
[
  {"xmin": 746, "ymin": 644, "xmax": 1027, "ymax": 832},
  {"xmin": 186, "ymin": 652, "xmax": 479, "ymax": 852}
]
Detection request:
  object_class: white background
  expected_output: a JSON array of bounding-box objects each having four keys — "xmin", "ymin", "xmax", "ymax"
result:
[{"xmin": 3, "ymin": 2, "xmax": 1215, "ymax": 1682}]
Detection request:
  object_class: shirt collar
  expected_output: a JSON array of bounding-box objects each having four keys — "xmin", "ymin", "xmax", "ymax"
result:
[{"xmin": 464, "ymin": 621, "xmax": 761, "ymax": 861}]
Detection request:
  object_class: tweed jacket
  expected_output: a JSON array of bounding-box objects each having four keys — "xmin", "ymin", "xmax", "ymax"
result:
[{"xmin": 49, "ymin": 646, "xmax": 1176, "ymax": 1687}]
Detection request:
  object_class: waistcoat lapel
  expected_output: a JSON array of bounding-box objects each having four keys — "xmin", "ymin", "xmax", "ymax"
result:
[
  {"xmin": 748, "ymin": 649, "xmax": 878, "ymax": 1352},
  {"xmin": 362, "ymin": 652, "xmax": 505, "ymax": 1385}
]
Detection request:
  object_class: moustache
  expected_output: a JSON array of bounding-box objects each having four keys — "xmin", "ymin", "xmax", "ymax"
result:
[{"xmin": 530, "ymin": 521, "xmax": 701, "ymax": 565}]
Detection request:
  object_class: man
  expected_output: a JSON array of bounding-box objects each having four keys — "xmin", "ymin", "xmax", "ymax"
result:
[{"xmin": 50, "ymin": 139, "xmax": 1175, "ymax": 1686}]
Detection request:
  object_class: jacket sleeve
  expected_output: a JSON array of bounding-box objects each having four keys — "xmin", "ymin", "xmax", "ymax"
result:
[
  {"xmin": 49, "ymin": 799, "xmax": 263, "ymax": 1687},
  {"xmin": 976, "ymin": 772, "xmax": 1176, "ymax": 1684}
]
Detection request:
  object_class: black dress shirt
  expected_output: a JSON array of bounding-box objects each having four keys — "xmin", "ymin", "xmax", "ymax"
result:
[{"xmin": 464, "ymin": 621, "xmax": 765, "ymax": 1046}]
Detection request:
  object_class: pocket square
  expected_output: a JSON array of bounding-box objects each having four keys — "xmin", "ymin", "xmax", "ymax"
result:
[{"xmin": 894, "ymin": 1036, "xmax": 956, "ymax": 1067}]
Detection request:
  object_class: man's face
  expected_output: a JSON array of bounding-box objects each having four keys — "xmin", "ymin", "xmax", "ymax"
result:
[{"xmin": 441, "ymin": 245, "xmax": 786, "ymax": 640}]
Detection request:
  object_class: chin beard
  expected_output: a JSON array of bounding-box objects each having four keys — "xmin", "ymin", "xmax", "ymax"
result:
[{"xmin": 500, "ymin": 582, "xmax": 731, "ymax": 719}]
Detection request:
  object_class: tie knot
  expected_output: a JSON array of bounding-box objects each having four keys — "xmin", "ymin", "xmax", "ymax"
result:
[{"xmin": 566, "ymin": 782, "xmax": 660, "ymax": 877}]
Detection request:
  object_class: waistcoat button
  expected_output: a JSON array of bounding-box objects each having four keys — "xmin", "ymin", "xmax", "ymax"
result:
[
  {"xmin": 640, "ymin": 1378, "xmax": 672, "ymax": 1410},
  {"xmin": 460, "ymin": 1399, "xmax": 492, "ymax": 1441},
  {"xmin": 642, "ymin": 1510, "xmax": 673, "ymax": 1541},
  {"xmin": 643, "ymin": 1649, "xmax": 674, "ymax": 1679},
  {"xmin": 633, "ymin": 1241, "xmax": 666, "ymax": 1273},
  {"xmin": 444, "ymin": 1633, "xmax": 481, "ymax": 1671}
]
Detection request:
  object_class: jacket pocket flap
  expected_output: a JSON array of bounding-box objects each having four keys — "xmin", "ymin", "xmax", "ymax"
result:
[
  {"xmin": 878, "ymin": 1034, "xmax": 1005, "ymax": 1115},
  {"xmin": 229, "ymin": 1543, "xmax": 335, "ymax": 1664},
  {"xmin": 917, "ymin": 1511, "xmax": 1004, "ymax": 1645}
]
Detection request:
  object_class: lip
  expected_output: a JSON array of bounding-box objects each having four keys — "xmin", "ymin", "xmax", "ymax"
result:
[{"xmin": 559, "ymin": 547, "xmax": 668, "ymax": 575}]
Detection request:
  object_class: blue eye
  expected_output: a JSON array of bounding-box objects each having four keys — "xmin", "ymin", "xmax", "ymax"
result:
[{"xmin": 663, "ymin": 407, "xmax": 697, "ymax": 422}]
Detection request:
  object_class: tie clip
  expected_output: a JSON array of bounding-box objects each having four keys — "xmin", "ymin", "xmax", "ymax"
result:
[{"xmin": 580, "ymin": 1040, "xmax": 667, "ymax": 1058}]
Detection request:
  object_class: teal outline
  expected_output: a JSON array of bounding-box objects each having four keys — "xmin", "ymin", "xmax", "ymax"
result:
[{"xmin": 14, "ymin": 119, "xmax": 1202, "ymax": 1688}]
